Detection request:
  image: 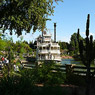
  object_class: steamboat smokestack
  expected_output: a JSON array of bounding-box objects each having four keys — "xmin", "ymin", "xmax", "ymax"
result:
[{"xmin": 54, "ymin": 23, "xmax": 56, "ymax": 43}]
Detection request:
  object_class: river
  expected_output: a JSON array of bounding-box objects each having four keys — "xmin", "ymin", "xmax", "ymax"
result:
[{"xmin": 61, "ymin": 59, "xmax": 81, "ymax": 65}]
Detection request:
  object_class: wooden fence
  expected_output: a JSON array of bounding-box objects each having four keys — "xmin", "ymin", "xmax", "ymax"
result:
[
  {"xmin": 23, "ymin": 64, "xmax": 95, "ymax": 77},
  {"xmin": 57, "ymin": 64, "xmax": 95, "ymax": 76},
  {"xmin": 0, "ymin": 63, "xmax": 95, "ymax": 77}
]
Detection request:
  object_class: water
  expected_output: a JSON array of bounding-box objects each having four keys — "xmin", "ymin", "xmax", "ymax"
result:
[{"xmin": 61, "ymin": 59, "xmax": 81, "ymax": 65}]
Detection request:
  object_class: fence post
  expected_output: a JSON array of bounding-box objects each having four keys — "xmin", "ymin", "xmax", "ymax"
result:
[
  {"xmin": 66, "ymin": 64, "xmax": 74, "ymax": 80},
  {"xmin": 66, "ymin": 64, "xmax": 72, "ymax": 73}
]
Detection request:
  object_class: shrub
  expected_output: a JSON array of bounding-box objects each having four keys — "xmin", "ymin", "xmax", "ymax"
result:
[
  {"xmin": 32, "ymin": 61, "xmax": 66, "ymax": 86},
  {"xmin": 66, "ymin": 73, "xmax": 86, "ymax": 86},
  {"xmin": 0, "ymin": 61, "xmax": 66, "ymax": 95}
]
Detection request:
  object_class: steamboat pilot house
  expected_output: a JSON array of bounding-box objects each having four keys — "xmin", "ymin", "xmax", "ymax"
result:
[{"xmin": 36, "ymin": 23, "xmax": 61, "ymax": 62}]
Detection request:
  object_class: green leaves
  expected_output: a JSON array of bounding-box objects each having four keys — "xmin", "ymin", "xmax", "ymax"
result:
[
  {"xmin": 70, "ymin": 33, "xmax": 83, "ymax": 55},
  {"xmin": 32, "ymin": 61, "xmax": 65, "ymax": 86},
  {"xmin": 0, "ymin": 0, "xmax": 63, "ymax": 36},
  {"xmin": 0, "ymin": 38, "xmax": 7, "ymax": 51}
]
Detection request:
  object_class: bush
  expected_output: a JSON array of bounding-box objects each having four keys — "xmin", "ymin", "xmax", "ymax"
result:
[
  {"xmin": 66, "ymin": 73, "xmax": 86, "ymax": 86},
  {"xmin": 32, "ymin": 61, "xmax": 66, "ymax": 86},
  {"xmin": 0, "ymin": 61, "xmax": 66, "ymax": 95},
  {"xmin": 0, "ymin": 70, "xmax": 34, "ymax": 95}
]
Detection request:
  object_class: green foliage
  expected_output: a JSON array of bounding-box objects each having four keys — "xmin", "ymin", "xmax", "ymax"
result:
[
  {"xmin": 0, "ymin": 75, "xmax": 34, "ymax": 95},
  {"xmin": 0, "ymin": 76, "xmax": 17, "ymax": 95},
  {"xmin": 70, "ymin": 33, "xmax": 83, "ymax": 56},
  {"xmin": 2, "ymin": 64, "xmax": 15, "ymax": 78},
  {"xmin": 14, "ymin": 39, "xmax": 32, "ymax": 59},
  {"xmin": 58, "ymin": 41, "xmax": 68, "ymax": 49},
  {"xmin": 19, "ymin": 61, "xmax": 66, "ymax": 87},
  {"xmin": 0, "ymin": 0, "xmax": 63, "ymax": 36},
  {"xmin": 66, "ymin": 73, "xmax": 86, "ymax": 86},
  {"xmin": 0, "ymin": 38, "xmax": 7, "ymax": 52},
  {"xmin": 0, "ymin": 35, "xmax": 33, "ymax": 77},
  {"xmin": 32, "ymin": 61, "xmax": 66, "ymax": 86},
  {"xmin": 58, "ymin": 33, "xmax": 84, "ymax": 56},
  {"xmin": 29, "ymin": 41, "xmax": 37, "ymax": 49},
  {"xmin": 0, "ymin": 75, "xmax": 68, "ymax": 95},
  {"xmin": 0, "ymin": 61, "xmax": 66, "ymax": 95}
]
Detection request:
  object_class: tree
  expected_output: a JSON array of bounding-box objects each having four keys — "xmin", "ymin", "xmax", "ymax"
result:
[
  {"xmin": 0, "ymin": 39, "xmax": 7, "ymax": 55},
  {"xmin": 0, "ymin": 32, "xmax": 7, "ymax": 55},
  {"xmin": 77, "ymin": 14, "xmax": 95, "ymax": 95},
  {"xmin": 70, "ymin": 33, "xmax": 83, "ymax": 55},
  {"xmin": 58, "ymin": 41, "xmax": 68, "ymax": 50},
  {"xmin": 0, "ymin": 0, "xmax": 63, "ymax": 36},
  {"xmin": 29, "ymin": 41, "xmax": 34, "ymax": 49},
  {"xmin": 14, "ymin": 38, "xmax": 32, "ymax": 59}
]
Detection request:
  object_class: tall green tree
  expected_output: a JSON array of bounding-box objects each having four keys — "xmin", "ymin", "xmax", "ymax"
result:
[
  {"xmin": 0, "ymin": 0, "xmax": 63, "ymax": 36},
  {"xmin": 70, "ymin": 33, "xmax": 83, "ymax": 55},
  {"xmin": 58, "ymin": 41, "xmax": 68, "ymax": 49}
]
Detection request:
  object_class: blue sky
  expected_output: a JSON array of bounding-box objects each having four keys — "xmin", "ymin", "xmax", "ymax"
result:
[{"xmin": 7, "ymin": 0, "xmax": 95, "ymax": 43}]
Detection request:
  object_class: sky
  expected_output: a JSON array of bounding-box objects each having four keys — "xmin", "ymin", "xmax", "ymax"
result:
[{"xmin": 6, "ymin": 0, "xmax": 95, "ymax": 43}]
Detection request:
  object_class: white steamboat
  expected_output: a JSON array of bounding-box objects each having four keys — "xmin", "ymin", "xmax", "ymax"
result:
[{"xmin": 36, "ymin": 23, "xmax": 61, "ymax": 62}]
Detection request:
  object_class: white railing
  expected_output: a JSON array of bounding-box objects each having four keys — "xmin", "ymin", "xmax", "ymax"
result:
[
  {"xmin": 54, "ymin": 57, "xmax": 61, "ymax": 60},
  {"xmin": 43, "ymin": 34, "xmax": 52, "ymax": 36},
  {"xmin": 50, "ymin": 50, "xmax": 60, "ymax": 54},
  {"xmin": 38, "ymin": 50, "xmax": 60, "ymax": 54},
  {"xmin": 43, "ymin": 38, "xmax": 51, "ymax": 41},
  {"xmin": 38, "ymin": 57, "xmax": 61, "ymax": 61},
  {"xmin": 39, "ymin": 50, "xmax": 48, "ymax": 54},
  {"xmin": 37, "ymin": 42, "xmax": 60, "ymax": 47},
  {"xmin": 38, "ymin": 43, "xmax": 49, "ymax": 46},
  {"xmin": 51, "ymin": 43, "xmax": 60, "ymax": 47},
  {"xmin": 51, "ymin": 43, "xmax": 58, "ymax": 45}
]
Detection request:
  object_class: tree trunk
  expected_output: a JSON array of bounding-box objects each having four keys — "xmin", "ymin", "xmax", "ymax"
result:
[{"xmin": 86, "ymin": 63, "xmax": 91, "ymax": 95}]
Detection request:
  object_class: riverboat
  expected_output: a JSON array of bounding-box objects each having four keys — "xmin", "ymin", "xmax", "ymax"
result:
[{"xmin": 36, "ymin": 23, "xmax": 61, "ymax": 62}]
